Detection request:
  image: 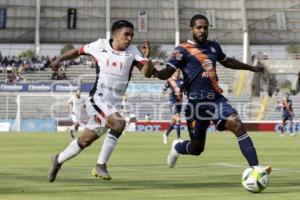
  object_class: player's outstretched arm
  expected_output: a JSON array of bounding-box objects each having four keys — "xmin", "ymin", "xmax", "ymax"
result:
[
  {"xmin": 50, "ymin": 48, "xmax": 80, "ymax": 71},
  {"xmin": 152, "ymin": 65, "xmax": 176, "ymax": 80},
  {"xmin": 220, "ymin": 57, "xmax": 264, "ymax": 73},
  {"xmin": 140, "ymin": 40, "xmax": 154, "ymax": 78}
]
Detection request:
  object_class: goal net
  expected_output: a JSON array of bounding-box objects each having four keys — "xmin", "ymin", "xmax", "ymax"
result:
[{"xmin": 13, "ymin": 93, "xmax": 88, "ymax": 132}]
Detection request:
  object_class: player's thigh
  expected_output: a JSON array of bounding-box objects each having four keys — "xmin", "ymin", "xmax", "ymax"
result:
[{"xmin": 213, "ymin": 95, "xmax": 239, "ymax": 132}]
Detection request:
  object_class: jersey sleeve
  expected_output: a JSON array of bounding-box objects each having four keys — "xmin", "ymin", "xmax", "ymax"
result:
[
  {"xmin": 78, "ymin": 39, "xmax": 102, "ymax": 56},
  {"xmin": 132, "ymin": 46, "xmax": 146, "ymax": 70},
  {"xmin": 167, "ymin": 46, "xmax": 184, "ymax": 69},
  {"xmin": 214, "ymin": 42, "xmax": 227, "ymax": 62}
]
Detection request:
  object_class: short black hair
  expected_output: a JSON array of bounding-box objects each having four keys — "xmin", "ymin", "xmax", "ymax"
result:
[
  {"xmin": 190, "ymin": 14, "xmax": 209, "ymax": 27},
  {"xmin": 111, "ymin": 20, "xmax": 134, "ymax": 33}
]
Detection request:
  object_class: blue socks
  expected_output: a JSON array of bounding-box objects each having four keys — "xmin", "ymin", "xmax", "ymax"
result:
[
  {"xmin": 166, "ymin": 124, "xmax": 181, "ymax": 138},
  {"xmin": 175, "ymin": 124, "xmax": 181, "ymax": 138},
  {"xmin": 172, "ymin": 132, "xmax": 259, "ymax": 167},
  {"xmin": 165, "ymin": 124, "xmax": 174, "ymax": 137},
  {"xmin": 237, "ymin": 133, "xmax": 259, "ymax": 166},
  {"xmin": 175, "ymin": 140, "xmax": 191, "ymax": 155}
]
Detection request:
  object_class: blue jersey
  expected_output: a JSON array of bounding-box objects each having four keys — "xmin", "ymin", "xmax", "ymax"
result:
[
  {"xmin": 167, "ymin": 40, "xmax": 226, "ymax": 100},
  {"xmin": 282, "ymin": 99, "xmax": 293, "ymax": 120}
]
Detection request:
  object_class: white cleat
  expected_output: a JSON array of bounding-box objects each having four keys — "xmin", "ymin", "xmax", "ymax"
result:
[
  {"xmin": 167, "ymin": 139, "xmax": 181, "ymax": 168},
  {"xmin": 163, "ymin": 133, "xmax": 168, "ymax": 144}
]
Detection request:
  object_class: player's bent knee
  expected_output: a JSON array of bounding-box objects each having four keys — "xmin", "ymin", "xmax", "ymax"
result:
[
  {"xmin": 117, "ymin": 120, "xmax": 126, "ymax": 132},
  {"xmin": 110, "ymin": 119, "xmax": 126, "ymax": 136},
  {"xmin": 78, "ymin": 138, "xmax": 93, "ymax": 149},
  {"xmin": 226, "ymin": 115, "xmax": 244, "ymax": 133}
]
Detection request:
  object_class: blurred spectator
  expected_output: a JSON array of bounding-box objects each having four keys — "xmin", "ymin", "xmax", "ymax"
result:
[
  {"xmin": 17, "ymin": 62, "xmax": 26, "ymax": 82},
  {"xmin": 58, "ymin": 65, "xmax": 67, "ymax": 80},
  {"xmin": 0, "ymin": 53, "xmax": 94, "ymax": 82},
  {"xmin": 145, "ymin": 113, "xmax": 152, "ymax": 122},
  {"xmin": 51, "ymin": 70, "xmax": 59, "ymax": 80},
  {"xmin": 0, "ymin": 62, "xmax": 4, "ymax": 73},
  {"xmin": 5, "ymin": 66, "xmax": 19, "ymax": 83}
]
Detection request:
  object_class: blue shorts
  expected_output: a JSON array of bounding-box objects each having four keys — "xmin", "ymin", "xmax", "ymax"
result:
[
  {"xmin": 169, "ymin": 98, "xmax": 182, "ymax": 114},
  {"xmin": 184, "ymin": 95, "xmax": 237, "ymax": 140},
  {"xmin": 282, "ymin": 112, "xmax": 293, "ymax": 121}
]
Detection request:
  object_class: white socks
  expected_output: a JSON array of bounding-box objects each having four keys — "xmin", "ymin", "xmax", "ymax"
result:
[
  {"xmin": 97, "ymin": 134, "xmax": 118, "ymax": 164},
  {"xmin": 58, "ymin": 139, "xmax": 82, "ymax": 164}
]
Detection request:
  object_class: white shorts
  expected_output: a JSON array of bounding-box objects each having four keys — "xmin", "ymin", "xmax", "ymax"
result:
[
  {"xmin": 70, "ymin": 113, "xmax": 82, "ymax": 123},
  {"xmin": 85, "ymin": 96, "xmax": 118, "ymax": 132}
]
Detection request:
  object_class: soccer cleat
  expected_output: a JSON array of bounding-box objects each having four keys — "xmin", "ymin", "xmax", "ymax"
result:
[
  {"xmin": 167, "ymin": 139, "xmax": 181, "ymax": 168},
  {"xmin": 163, "ymin": 133, "xmax": 168, "ymax": 144},
  {"xmin": 91, "ymin": 164, "xmax": 112, "ymax": 180},
  {"xmin": 290, "ymin": 133, "xmax": 296, "ymax": 137},
  {"xmin": 70, "ymin": 129, "xmax": 75, "ymax": 139},
  {"xmin": 264, "ymin": 166, "xmax": 272, "ymax": 175},
  {"xmin": 48, "ymin": 154, "xmax": 62, "ymax": 182}
]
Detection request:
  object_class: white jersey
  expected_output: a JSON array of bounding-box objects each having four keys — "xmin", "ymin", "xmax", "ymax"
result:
[
  {"xmin": 68, "ymin": 95, "xmax": 86, "ymax": 115},
  {"xmin": 79, "ymin": 39, "xmax": 145, "ymax": 105}
]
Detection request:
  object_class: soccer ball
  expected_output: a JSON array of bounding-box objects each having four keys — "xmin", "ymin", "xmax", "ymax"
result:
[{"xmin": 241, "ymin": 166, "xmax": 269, "ymax": 193}]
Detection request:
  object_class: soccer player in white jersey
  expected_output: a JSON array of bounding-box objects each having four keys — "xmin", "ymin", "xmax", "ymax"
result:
[
  {"xmin": 68, "ymin": 89, "xmax": 86, "ymax": 139},
  {"xmin": 48, "ymin": 20, "xmax": 154, "ymax": 182}
]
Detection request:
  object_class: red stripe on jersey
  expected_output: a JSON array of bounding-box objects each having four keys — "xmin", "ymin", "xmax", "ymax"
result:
[
  {"xmin": 139, "ymin": 60, "xmax": 146, "ymax": 65},
  {"xmin": 180, "ymin": 42, "xmax": 223, "ymax": 94},
  {"xmin": 79, "ymin": 46, "xmax": 85, "ymax": 55}
]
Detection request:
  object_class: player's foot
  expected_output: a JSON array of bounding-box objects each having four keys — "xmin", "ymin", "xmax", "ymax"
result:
[
  {"xmin": 290, "ymin": 133, "xmax": 296, "ymax": 137},
  {"xmin": 163, "ymin": 133, "xmax": 168, "ymax": 144},
  {"xmin": 167, "ymin": 139, "xmax": 181, "ymax": 168},
  {"xmin": 70, "ymin": 129, "xmax": 75, "ymax": 139},
  {"xmin": 264, "ymin": 166, "xmax": 272, "ymax": 175},
  {"xmin": 48, "ymin": 154, "xmax": 62, "ymax": 182},
  {"xmin": 280, "ymin": 134, "xmax": 285, "ymax": 137},
  {"xmin": 91, "ymin": 164, "xmax": 112, "ymax": 180}
]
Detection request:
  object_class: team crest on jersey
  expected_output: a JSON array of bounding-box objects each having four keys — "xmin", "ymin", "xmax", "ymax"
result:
[
  {"xmin": 170, "ymin": 50, "xmax": 183, "ymax": 60},
  {"xmin": 210, "ymin": 47, "xmax": 216, "ymax": 53}
]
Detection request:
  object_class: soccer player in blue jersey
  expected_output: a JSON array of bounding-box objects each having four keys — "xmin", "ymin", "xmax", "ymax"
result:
[
  {"xmin": 152, "ymin": 14, "xmax": 271, "ymax": 174},
  {"xmin": 162, "ymin": 69, "xmax": 184, "ymax": 144},
  {"xmin": 278, "ymin": 93, "xmax": 295, "ymax": 137}
]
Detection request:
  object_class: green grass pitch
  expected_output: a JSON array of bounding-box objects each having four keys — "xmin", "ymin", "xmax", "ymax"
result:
[{"xmin": 0, "ymin": 131, "xmax": 299, "ymax": 200}]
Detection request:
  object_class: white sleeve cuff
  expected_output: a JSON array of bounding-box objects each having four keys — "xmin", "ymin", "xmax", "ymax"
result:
[{"xmin": 166, "ymin": 63, "xmax": 177, "ymax": 69}]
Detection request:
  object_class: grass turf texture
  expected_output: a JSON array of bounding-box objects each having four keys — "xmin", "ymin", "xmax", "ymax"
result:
[{"xmin": 0, "ymin": 132, "xmax": 299, "ymax": 200}]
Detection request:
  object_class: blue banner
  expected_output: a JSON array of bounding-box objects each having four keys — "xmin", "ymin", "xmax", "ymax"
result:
[
  {"xmin": 0, "ymin": 82, "xmax": 93, "ymax": 92},
  {"xmin": 0, "ymin": 8, "xmax": 6, "ymax": 29},
  {"xmin": 20, "ymin": 119, "xmax": 56, "ymax": 132},
  {"xmin": 0, "ymin": 82, "xmax": 164, "ymax": 93}
]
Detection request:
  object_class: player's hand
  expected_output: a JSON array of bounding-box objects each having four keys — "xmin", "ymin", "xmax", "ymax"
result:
[
  {"xmin": 141, "ymin": 40, "xmax": 151, "ymax": 58},
  {"xmin": 50, "ymin": 57, "xmax": 61, "ymax": 71},
  {"xmin": 251, "ymin": 66, "xmax": 264, "ymax": 73}
]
